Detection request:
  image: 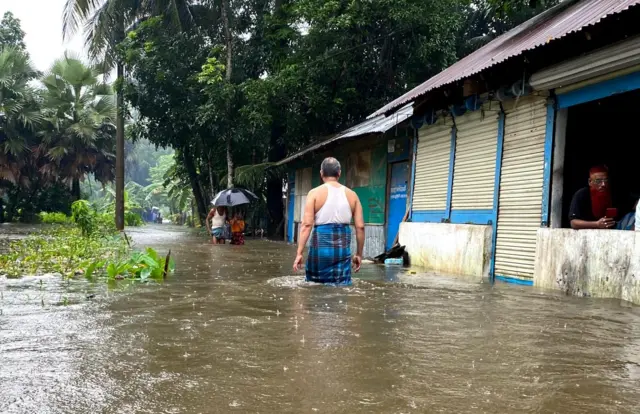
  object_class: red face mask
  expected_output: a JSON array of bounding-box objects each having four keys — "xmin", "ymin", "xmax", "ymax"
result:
[
  {"xmin": 589, "ymin": 167, "xmax": 611, "ymax": 219},
  {"xmin": 590, "ymin": 187, "xmax": 611, "ymax": 219}
]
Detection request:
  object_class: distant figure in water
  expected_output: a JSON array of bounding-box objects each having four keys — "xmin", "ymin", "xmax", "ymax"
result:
[
  {"xmin": 293, "ymin": 157, "xmax": 365, "ymax": 285},
  {"xmin": 207, "ymin": 206, "xmax": 227, "ymax": 244},
  {"xmin": 229, "ymin": 211, "xmax": 245, "ymax": 245}
]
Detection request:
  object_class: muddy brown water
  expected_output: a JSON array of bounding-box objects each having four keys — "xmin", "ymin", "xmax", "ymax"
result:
[{"xmin": 1, "ymin": 225, "xmax": 640, "ymax": 413}]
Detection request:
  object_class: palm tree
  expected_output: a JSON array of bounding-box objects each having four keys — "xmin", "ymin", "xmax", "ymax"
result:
[
  {"xmin": 39, "ymin": 55, "xmax": 116, "ymax": 199},
  {"xmin": 0, "ymin": 47, "xmax": 43, "ymax": 221},
  {"xmin": 62, "ymin": 0, "xmax": 197, "ymax": 229}
]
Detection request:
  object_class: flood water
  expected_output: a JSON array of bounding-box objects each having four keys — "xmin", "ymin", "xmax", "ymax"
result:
[{"xmin": 2, "ymin": 225, "xmax": 640, "ymax": 413}]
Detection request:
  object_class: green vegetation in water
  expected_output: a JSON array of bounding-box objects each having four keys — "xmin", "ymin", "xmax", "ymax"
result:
[
  {"xmin": 0, "ymin": 225, "xmax": 127, "ymax": 278},
  {"xmin": 87, "ymin": 247, "xmax": 175, "ymax": 281},
  {"xmin": 0, "ymin": 201, "xmax": 174, "ymax": 280}
]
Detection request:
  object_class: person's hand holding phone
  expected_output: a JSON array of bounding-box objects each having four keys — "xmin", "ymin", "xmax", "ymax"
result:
[{"xmin": 597, "ymin": 217, "xmax": 615, "ymax": 229}]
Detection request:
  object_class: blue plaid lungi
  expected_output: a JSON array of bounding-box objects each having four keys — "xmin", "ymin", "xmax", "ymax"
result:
[{"xmin": 306, "ymin": 223, "xmax": 352, "ymax": 285}]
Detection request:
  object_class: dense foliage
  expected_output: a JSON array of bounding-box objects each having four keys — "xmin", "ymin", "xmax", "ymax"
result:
[
  {"xmin": 0, "ymin": 14, "xmax": 118, "ymax": 222},
  {"xmin": 114, "ymin": 0, "xmax": 558, "ymax": 236},
  {"xmin": 2, "ymin": 1, "xmax": 559, "ymax": 230}
]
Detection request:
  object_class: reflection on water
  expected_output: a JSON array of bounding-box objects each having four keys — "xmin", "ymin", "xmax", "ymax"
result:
[{"xmin": 1, "ymin": 225, "xmax": 640, "ymax": 413}]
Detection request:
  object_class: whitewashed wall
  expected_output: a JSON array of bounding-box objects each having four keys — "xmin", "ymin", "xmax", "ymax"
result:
[
  {"xmin": 535, "ymin": 228, "xmax": 640, "ymax": 304},
  {"xmin": 399, "ymin": 222, "xmax": 492, "ymax": 278}
]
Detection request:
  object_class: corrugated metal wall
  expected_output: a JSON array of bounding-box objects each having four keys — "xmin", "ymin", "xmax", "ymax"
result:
[
  {"xmin": 351, "ymin": 224, "xmax": 385, "ymax": 259},
  {"xmin": 413, "ymin": 120, "xmax": 452, "ymax": 211},
  {"xmin": 451, "ymin": 107, "xmax": 500, "ymax": 210},
  {"xmin": 294, "ymin": 167, "xmax": 312, "ymax": 222},
  {"xmin": 494, "ymin": 96, "xmax": 547, "ymax": 280}
]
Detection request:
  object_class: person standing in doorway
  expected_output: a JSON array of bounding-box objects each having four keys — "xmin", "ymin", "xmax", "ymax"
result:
[
  {"xmin": 293, "ymin": 157, "xmax": 365, "ymax": 285},
  {"xmin": 569, "ymin": 166, "xmax": 616, "ymax": 229}
]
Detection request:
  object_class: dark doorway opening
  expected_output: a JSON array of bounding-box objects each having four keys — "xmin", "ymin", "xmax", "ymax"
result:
[{"xmin": 562, "ymin": 89, "xmax": 640, "ymax": 228}]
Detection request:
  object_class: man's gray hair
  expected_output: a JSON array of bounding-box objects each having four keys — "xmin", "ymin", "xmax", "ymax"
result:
[{"xmin": 321, "ymin": 157, "xmax": 341, "ymax": 178}]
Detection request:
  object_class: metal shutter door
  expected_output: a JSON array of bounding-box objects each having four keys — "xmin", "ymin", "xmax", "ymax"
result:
[
  {"xmin": 294, "ymin": 168, "xmax": 312, "ymax": 222},
  {"xmin": 412, "ymin": 121, "xmax": 452, "ymax": 211},
  {"xmin": 451, "ymin": 108, "xmax": 499, "ymax": 210},
  {"xmin": 494, "ymin": 96, "xmax": 547, "ymax": 280}
]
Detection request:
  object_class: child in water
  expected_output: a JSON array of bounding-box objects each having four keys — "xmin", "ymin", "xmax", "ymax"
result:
[{"xmin": 229, "ymin": 211, "xmax": 246, "ymax": 245}]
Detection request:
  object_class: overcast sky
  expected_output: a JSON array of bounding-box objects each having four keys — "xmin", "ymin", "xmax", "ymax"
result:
[{"xmin": 1, "ymin": 0, "xmax": 85, "ymax": 70}]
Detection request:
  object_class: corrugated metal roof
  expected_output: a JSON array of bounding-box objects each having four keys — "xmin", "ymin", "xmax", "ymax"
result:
[
  {"xmin": 369, "ymin": 0, "xmax": 640, "ymax": 118},
  {"xmin": 277, "ymin": 103, "xmax": 413, "ymax": 166}
]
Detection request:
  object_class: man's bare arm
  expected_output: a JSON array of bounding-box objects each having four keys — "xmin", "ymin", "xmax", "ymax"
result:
[
  {"xmin": 297, "ymin": 191, "xmax": 316, "ymax": 256},
  {"xmin": 205, "ymin": 210, "xmax": 213, "ymax": 231},
  {"xmin": 353, "ymin": 196, "xmax": 365, "ymax": 257}
]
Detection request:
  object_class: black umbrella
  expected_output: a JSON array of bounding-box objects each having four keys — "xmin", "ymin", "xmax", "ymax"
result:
[{"xmin": 211, "ymin": 188, "xmax": 258, "ymax": 207}]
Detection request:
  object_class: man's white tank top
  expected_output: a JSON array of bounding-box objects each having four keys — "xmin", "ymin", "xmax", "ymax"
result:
[{"xmin": 315, "ymin": 184, "xmax": 352, "ymax": 225}]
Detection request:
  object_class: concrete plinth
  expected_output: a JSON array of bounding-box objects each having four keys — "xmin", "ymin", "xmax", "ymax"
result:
[
  {"xmin": 399, "ymin": 222, "xmax": 492, "ymax": 278},
  {"xmin": 534, "ymin": 228, "xmax": 640, "ymax": 304}
]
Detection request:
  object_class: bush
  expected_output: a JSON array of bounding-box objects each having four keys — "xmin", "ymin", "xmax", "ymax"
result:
[
  {"xmin": 95, "ymin": 213, "xmax": 117, "ymax": 235},
  {"xmin": 39, "ymin": 212, "xmax": 71, "ymax": 224},
  {"xmin": 71, "ymin": 201, "xmax": 117, "ymax": 236},
  {"xmin": 71, "ymin": 200, "xmax": 96, "ymax": 236},
  {"xmin": 125, "ymin": 211, "xmax": 143, "ymax": 226}
]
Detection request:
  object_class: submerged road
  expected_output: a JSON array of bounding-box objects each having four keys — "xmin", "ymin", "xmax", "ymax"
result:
[{"xmin": 1, "ymin": 225, "xmax": 640, "ymax": 413}]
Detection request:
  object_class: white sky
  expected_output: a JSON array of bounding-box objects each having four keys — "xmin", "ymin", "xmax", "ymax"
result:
[{"xmin": 1, "ymin": 0, "xmax": 85, "ymax": 71}]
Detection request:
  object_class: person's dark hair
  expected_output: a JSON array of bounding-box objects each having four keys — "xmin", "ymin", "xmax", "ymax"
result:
[{"xmin": 321, "ymin": 157, "xmax": 341, "ymax": 178}]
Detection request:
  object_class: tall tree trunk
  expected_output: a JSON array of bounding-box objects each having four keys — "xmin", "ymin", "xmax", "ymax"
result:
[
  {"xmin": 0, "ymin": 196, "xmax": 4, "ymax": 223},
  {"xmin": 198, "ymin": 134, "xmax": 215, "ymax": 201},
  {"xmin": 226, "ymin": 136, "xmax": 233, "ymax": 188},
  {"xmin": 208, "ymin": 157, "xmax": 215, "ymax": 198},
  {"xmin": 115, "ymin": 61, "xmax": 126, "ymax": 231},
  {"xmin": 182, "ymin": 146, "xmax": 207, "ymax": 223},
  {"xmin": 72, "ymin": 178, "xmax": 81, "ymax": 201},
  {"xmin": 222, "ymin": 0, "xmax": 232, "ymax": 82},
  {"xmin": 266, "ymin": 120, "xmax": 286, "ymax": 238},
  {"xmin": 222, "ymin": 0, "xmax": 234, "ymax": 188}
]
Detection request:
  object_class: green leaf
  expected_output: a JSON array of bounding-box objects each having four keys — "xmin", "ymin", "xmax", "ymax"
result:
[
  {"xmin": 145, "ymin": 247, "xmax": 160, "ymax": 263},
  {"xmin": 85, "ymin": 261, "xmax": 98, "ymax": 280},
  {"xmin": 106, "ymin": 262, "xmax": 117, "ymax": 278},
  {"xmin": 140, "ymin": 267, "xmax": 151, "ymax": 280}
]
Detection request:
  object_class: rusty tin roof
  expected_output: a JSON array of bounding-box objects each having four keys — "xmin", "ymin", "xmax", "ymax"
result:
[{"xmin": 369, "ymin": 0, "xmax": 640, "ymax": 118}]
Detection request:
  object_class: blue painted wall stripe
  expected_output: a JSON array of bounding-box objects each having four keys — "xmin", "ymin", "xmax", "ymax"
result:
[
  {"xmin": 489, "ymin": 110, "xmax": 505, "ymax": 283},
  {"xmin": 445, "ymin": 126, "xmax": 456, "ymax": 219},
  {"xmin": 412, "ymin": 210, "xmax": 446, "ymax": 223},
  {"xmin": 495, "ymin": 275, "xmax": 534, "ymax": 286},
  {"xmin": 412, "ymin": 209, "xmax": 492, "ymax": 225},
  {"xmin": 408, "ymin": 128, "xmax": 419, "ymax": 221},
  {"xmin": 557, "ymin": 70, "xmax": 640, "ymax": 109},
  {"xmin": 541, "ymin": 99, "xmax": 556, "ymax": 227},
  {"xmin": 449, "ymin": 210, "xmax": 493, "ymax": 224},
  {"xmin": 287, "ymin": 172, "xmax": 296, "ymax": 243}
]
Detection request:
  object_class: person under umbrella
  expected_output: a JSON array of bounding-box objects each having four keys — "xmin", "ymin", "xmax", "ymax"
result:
[
  {"xmin": 206, "ymin": 206, "xmax": 227, "ymax": 244},
  {"xmin": 208, "ymin": 188, "xmax": 257, "ymax": 244}
]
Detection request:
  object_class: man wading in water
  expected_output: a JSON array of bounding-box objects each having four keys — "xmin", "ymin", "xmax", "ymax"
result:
[{"xmin": 293, "ymin": 157, "xmax": 365, "ymax": 285}]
